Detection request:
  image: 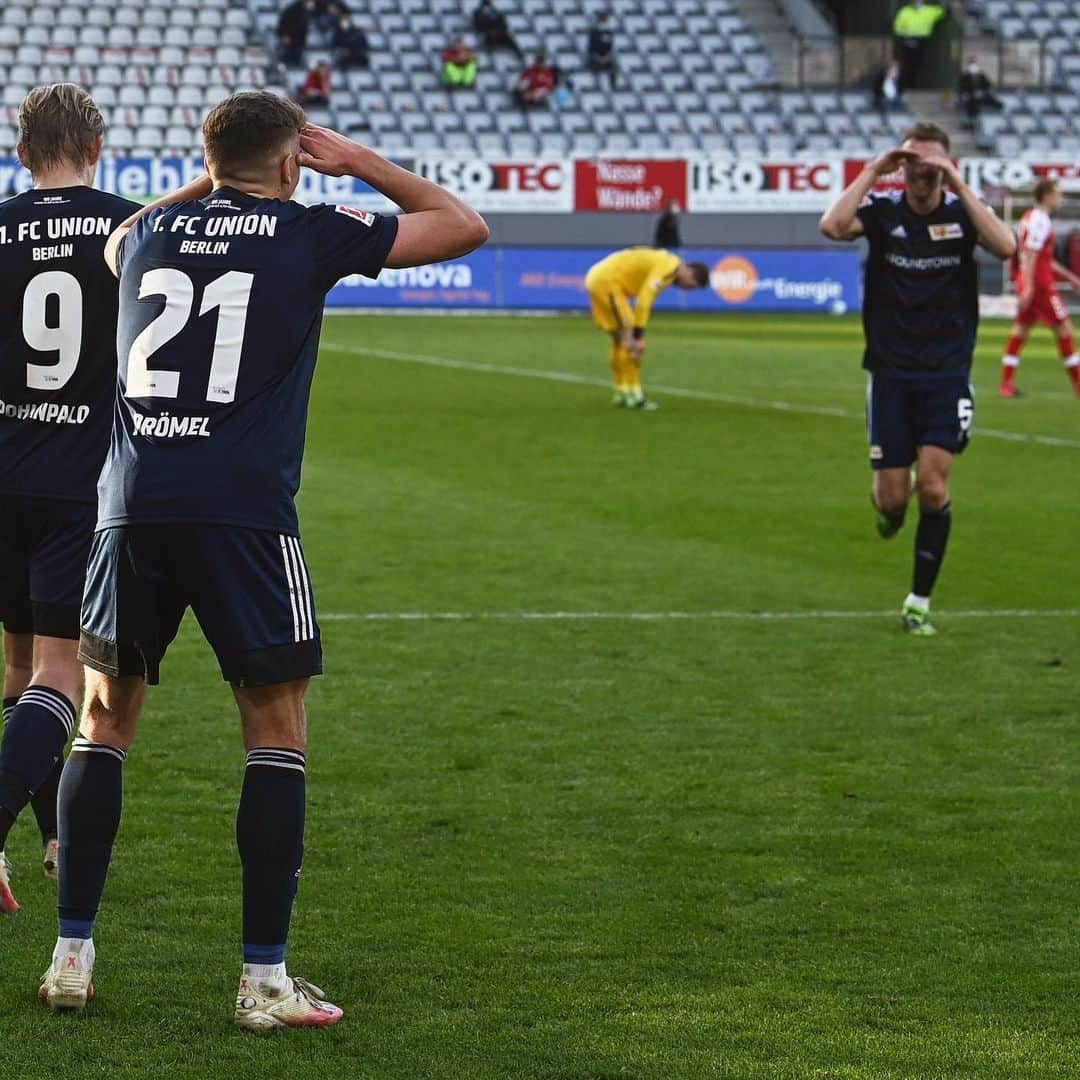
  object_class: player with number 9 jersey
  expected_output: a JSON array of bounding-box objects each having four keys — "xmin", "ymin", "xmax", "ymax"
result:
[
  {"xmin": 0, "ymin": 152, "xmax": 139, "ymax": 638},
  {"xmin": 0, "ymin": 84, "xmax": 140, "ymax": 917}
]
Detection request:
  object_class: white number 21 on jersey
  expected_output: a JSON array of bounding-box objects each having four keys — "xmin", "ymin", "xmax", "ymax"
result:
[{"xmin": 127, "ymin": 268, "xmax": 254, "ymax": 404}]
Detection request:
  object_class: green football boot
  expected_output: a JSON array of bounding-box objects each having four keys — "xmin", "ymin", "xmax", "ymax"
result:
[{"xmin": 901, "ymin": 603, "xmax": 937, "ymax": 636}]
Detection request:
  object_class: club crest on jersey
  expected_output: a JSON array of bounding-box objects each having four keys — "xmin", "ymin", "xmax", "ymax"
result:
[
  {"xmin": 335, "ymin": 205, "xmax": 375, "ymax": 227},
  {"xmin": 928, "ymin": 223, "xmax": 963, "ymax": 241}
]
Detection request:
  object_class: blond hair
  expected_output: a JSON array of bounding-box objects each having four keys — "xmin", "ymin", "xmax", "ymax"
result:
[{"xmin": 18, "ymin": 83, "xmax": 105, "ymax": 175}]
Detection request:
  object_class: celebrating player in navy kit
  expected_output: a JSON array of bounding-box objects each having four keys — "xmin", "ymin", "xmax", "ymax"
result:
[
  {"xmin": 0, "ymin": 85, "xmax": 140, "ymax": 913},
  {"xmin": 37, "ymin": 92, "xmax": 488, "ymax": 1027},
  {"xmin": 820, "ymin": 121, "xmax": 1015, "ymax": 635}
]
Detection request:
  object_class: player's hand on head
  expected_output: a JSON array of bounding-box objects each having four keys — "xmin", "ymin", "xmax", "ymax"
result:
[
  {"xmin": 870, "ymin": 148, "xmax": 919, "ymax": 177},
  {"xmin": 297, "ymin": 124, "xmax": 363, "ymax": 177},
  {"xmin": 916, "ymin": 153, "xmax": 961, "ymax": 186}
]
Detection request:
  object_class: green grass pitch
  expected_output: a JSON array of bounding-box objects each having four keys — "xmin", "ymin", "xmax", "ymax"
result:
[{"xmin": 3, "ymin": 311, "xmax": 1079, "ymax": 1078}]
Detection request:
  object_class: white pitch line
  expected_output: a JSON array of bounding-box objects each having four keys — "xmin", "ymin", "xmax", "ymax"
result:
[
  {"xmin": 323, "ymin": 341, "xmax": 1080, "ymax": 450},
  {"xmin": 321, "ymin": 609, "xmax": 1080, "ymax": 623}
]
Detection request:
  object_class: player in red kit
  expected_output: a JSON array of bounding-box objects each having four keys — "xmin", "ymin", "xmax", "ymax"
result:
[{"xmin": 1000, "ymin": 177, "xmax": 1080, "ymax": 397}]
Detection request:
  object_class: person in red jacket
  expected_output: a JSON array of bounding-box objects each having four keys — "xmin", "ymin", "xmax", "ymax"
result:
[
  {"xmin": 297, "ymin": 61, "xmax": 332, "ymax": 106},
  {"xmin": 515, "ymin": 53, "xmax": 555, "ymax": 107}
]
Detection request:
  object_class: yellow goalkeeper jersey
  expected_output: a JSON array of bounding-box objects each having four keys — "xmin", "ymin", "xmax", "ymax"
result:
[{"xmin": 585, "ymin": 247, "xmax": 682, "ymax": 329}]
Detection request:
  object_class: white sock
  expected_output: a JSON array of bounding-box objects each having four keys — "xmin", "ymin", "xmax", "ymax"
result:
[
  {"xmin": 53, "ymin": 937, "xmax": 94, "ymax": 965},
  {"xmin": 243, "ymin": 961, "xmax": 288, "ymax": 990},
  {"xmin": 1002, "ymin": 354, "xmax": 1020, "ymax": 367},
  {"xmin": 1064, "ymin": 354, "xmax": 1079, "ymax": 368},
  {"xmin": 905, "ymin": 593, "xmax": 930, "ymax": 611}
]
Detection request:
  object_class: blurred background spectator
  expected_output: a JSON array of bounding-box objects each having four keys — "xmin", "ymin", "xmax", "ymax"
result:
[
  {"xmin": 516, "ymin": 53, "xmax": 556, "ymax": 108},
  {"xmin": 332, "ymin": 12, "xmax": 368, "ymax": 70},
  {"xmin": 957, "ymin": 57, "xmax": 1002, "ymax": 124},
  {"xmin": 473, "ymin": 1, "xmax": 522, "ymax": 58},
  {"xmin": 892, "ymin": 1, "xmax": 946, "ymax": 88},
  {"xmin": 442, "ymin": 39, "xmax": 478, "ymax": 89},
  {"xmin": 587, "ymin": 10, "xmax": 617, "ymax": 88},
  {"xmin": 654, "ymin": 199, "xmax": 682, "ymax": 249},
  {"xmin": 873, "ymin": 59, "xmax": 905, "ymax": 116},
  {"xmin": 298, "ymin": 59, "xmax": 332, "ymax": 105},
  {"xmin": 277, "ymin": 0, "xmax": 317, "ymax": 67}
]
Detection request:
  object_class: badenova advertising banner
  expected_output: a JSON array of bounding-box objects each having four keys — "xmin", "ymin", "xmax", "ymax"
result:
[{"xmin": 327, "ymin": 247, "xmax": 862, "ymax": 312}]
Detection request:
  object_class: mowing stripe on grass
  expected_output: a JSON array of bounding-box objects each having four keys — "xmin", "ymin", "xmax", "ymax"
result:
[
  {"xmin": 322, "ymin": 609, "xmax": 1080, "ymax": 622},
  {"xmin": 323, "ymin": 341, "xmax": 1080, "ymax": 450}
]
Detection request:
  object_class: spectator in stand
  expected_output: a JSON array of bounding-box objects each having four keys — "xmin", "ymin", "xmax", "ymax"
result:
[
  {"xmin": 277, "ymin": 0, "xmax": 318, "ymax": 67},
  {"xmin": 653, "ymin": 199, "xmax": 681, "ymax": 249},
  {"xmin": 332, "ymin": 11, "xmax": 369, "ymax": 69},
  {"xmin": 957, "ymin": 57, "xmax": 1002, "ymax": 124},
  {"xmin": 873, "ymin": 59, "xmax": 905, "ymax": 117},
  {"xmin": 892, "ymin": 1, "xmax": 945, "ymax": 88},
  {"xmin": 297, "ymin": 60, "xmax": 332, "ymax": 106},
  {"xmin": 473, "ymin": 1, "xmax": 521, "ymax": 57},
  {"xmin": 587, "ymin": 10, "xmax": 617, "ymax": 88},
  {"xmin": 516, "ymin": 53, "xmax": 556, "ymax": 108},
  {"xmin": 442, "ymin": 38, "xmax": 478, "ymax": 89}
]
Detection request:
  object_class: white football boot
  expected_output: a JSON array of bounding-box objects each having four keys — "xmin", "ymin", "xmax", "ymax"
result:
[
  {"xmin": 43, "ymin": 838, "xmax": 59, "ymax": 884},
  {"xmin": 234, "ymin": 973, "xmax": 343, "ymax": 1031},
  {"xmin": 40, "ymin": 939, "xmax": 95, "ymax": 1012}
]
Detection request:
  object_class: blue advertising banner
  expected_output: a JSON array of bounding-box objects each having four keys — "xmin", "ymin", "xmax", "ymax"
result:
[
  {"xmin": 327, "ymin": 247, "xmax": 498, "ymax": 308},
  {"xmin": 327, "ymin": 247, "xmax": 861, "ymax": 312},
  {"xmin": 502, "ymin": 247, "xmax": 862, "ymax": 313},
  {"xmin": 0, "ymin": 157, "xmax": 394, "ymax": 210}
]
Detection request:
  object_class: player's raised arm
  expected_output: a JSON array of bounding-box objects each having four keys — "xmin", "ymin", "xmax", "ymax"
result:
[
  {"xmin": 297, "ymin": 125, "xmax": 489, "ymax": 268},
  {"xmin": 103, "ymin": 174, "xmax": 215, "ymax": 277},
  {"xmin": 917, "ymin": 152, "xmax": 1016, "ymax": 261},
  {"xmin": 819, "ymin": 149, "xmax": 918, "ymax": 241}
]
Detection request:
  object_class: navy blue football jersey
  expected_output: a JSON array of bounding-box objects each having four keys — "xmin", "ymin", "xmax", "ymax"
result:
[
  {"xmin": 0, "ymin": 186, "xmax": 141, "ymax": 502},
  {"xmin": 857, "ymin": 191, "xmax": 980, "ymax": 374},
  {"xmin": 98, "ymin": 189, "xmax": 399, "ymax": 534}
]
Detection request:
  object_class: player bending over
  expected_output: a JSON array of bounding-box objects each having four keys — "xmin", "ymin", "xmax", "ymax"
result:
[
  {"xmin": 1000, "ymin": 177, "xmax": 1080, "ymax": 398},
  {"xmin": 820, "ymin": 121, "xmax": 1015, "ymax": 635},
  {"xmin": 37, "ymin": 92, "xmax": 488, "ymax": 1029},
  {"xmin": 584, "ymin": 247, "xmax": 709, "ymax": 409},
  {"xmin": 0, "ymin": 85, "xmax": 140, "ymax": 913}
]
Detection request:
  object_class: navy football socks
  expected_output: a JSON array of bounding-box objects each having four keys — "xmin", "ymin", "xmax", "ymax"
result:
[
  {"xmin": 0, "ymin": 687, "xmax": 75, "ymax": 850},
  {"xmin": 30, "ymin": 758, "xmax": 63, "ymax": 844},
  {"xmin": 237, "ymin": 748, "xmax": 306, "ymax": 966},
  {"xmin": 913, "ymin": 502, "xmax": 953, "ymax": 600},
  {"xmin": 57, "ymin": 736, "xmax": 126, "ymax": 938}
]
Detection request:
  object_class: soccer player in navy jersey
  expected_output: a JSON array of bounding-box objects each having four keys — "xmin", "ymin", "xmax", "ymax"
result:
[
  {"xmin": 37, "ymin": 91, "xmax": 488, "ymax": 1027},
  {"xmin": 820, "ymin": 121, "xmax": 1015, "ymax": 635},
  {"xmin": 0, "ymin": 85, "xmax": 141, "ymax": 913}
]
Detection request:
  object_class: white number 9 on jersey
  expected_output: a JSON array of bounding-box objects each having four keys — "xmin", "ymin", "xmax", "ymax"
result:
[{"xmin": 23, "ymin": 270, "xmax": 83, "ymax": 391}]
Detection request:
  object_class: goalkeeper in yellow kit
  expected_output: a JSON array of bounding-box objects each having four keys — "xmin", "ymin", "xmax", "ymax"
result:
[{"xmin": 585, "ymin": 247, "xmax": 710, "ymax": 409}]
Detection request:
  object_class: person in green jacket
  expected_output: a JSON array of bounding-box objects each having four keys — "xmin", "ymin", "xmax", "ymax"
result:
[{"xmin": 893, "ymin": 1, "xmax": 946, "ymax": 87}]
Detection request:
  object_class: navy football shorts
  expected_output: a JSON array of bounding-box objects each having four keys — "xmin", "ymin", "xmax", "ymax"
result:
[
  {"xmin": 0, "ymin": 495, "xmax": 96, "ymax": 639},
  {"xmin": 866, "ymin": 370, "xmax": 974, "ymax": 471},
  {"xmin": 78, "ymin": 525, "xmax": 323, "ymax": 687}
]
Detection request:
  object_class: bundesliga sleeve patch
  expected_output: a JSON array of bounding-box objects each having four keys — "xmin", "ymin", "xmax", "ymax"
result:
[{"xmin": 335, "ymin": 205, "xmax": 375, "ymax": 227}]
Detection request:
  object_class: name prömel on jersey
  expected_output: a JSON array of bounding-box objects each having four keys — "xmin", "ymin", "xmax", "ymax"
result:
[{"xmin": 131, "ymin": 412, "xmax": 211, "ymax": 439}]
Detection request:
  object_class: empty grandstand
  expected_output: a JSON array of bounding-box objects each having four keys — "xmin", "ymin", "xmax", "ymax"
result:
[{"xmin": 0, "ymin": 1, "xmax": 1077, "ymax": 165}]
